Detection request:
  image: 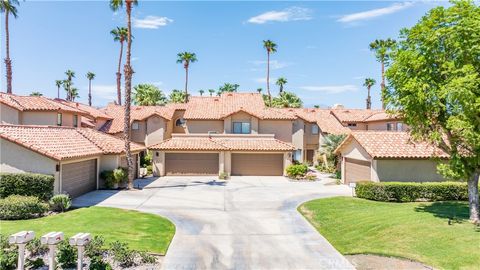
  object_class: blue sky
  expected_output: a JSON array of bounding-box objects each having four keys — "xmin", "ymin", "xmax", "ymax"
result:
[{"xmin": 1, "ymin": 1, "xmax": 447, "ymax": 108}]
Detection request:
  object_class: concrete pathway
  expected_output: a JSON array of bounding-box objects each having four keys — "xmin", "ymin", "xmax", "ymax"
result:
[{"xmin": 74, "ymin": 176, "xmax": 354, "ymax": 270}]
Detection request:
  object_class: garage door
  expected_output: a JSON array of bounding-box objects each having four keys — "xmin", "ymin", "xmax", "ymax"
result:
[
  {"xmin": 61, "ymin": 159, "xmax": 97, "ymax": 198},
  {"xmin": 165, "ymin": 153, "xmax": 219, "ymax": 175},
  {"xmin": 231, "ymin": 153, "xmax": 283, "ymax": 176},
  {"xmin": 345, "ymin": 158, "xmax": 371, "ymax": 184}
]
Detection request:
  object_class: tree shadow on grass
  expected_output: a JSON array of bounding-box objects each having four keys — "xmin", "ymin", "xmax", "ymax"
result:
[{"xmin": 414, "ymin": 201, "xmax": 470, "ymax": 224}]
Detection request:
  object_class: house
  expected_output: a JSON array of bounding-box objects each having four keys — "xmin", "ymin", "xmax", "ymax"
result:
[
  {"xmin": 330, "ymin": 109, "xmax": 406, "ymax": 131},
  {"xmin": 54, "ymin": 99, "xmax": 113, "ymax": 129},
  {"xmin": 0, "ymin": 125, "xmax": 145, "ymax": 197},
  {"xmin": 334, "ymin": 131, "xmax": 448, "ymax": 184}
]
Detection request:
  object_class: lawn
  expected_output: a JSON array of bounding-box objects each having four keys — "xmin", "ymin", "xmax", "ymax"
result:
[
  {"xmin": 0, "ymin": 206, "xmax": 175, "ymax": 255},
  {"xmin": 299, "ymin": 197, "xmax": 480, "ymax": 270}
]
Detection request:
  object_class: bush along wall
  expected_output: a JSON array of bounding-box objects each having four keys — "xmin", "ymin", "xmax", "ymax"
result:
[
  {"xmin": 0, "ymin": 173, "xmax": 54, "ymax": 200},
  {"xmin": 355, "ymin": 181, "xmax": 469, "ymax": 202}
]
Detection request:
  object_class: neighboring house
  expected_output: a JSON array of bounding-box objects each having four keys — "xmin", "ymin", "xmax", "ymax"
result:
[
  {"xmin": 335, "ymin": 131, "xmax": 448, "ymax": 184},
  {"xmin": 331, "ymin": 109, "xmax": 406, "ymax": 131},
  {"xmin": 54, "ymin": 99, "xmax": 113, "ymax": 129},
  {"xmin": 0, "ymin": 125, "xmax": 144, "ymax": 197}
]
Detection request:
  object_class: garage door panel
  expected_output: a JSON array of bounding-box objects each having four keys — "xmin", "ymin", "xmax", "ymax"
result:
[
  {"xmin": 345, "ymin": 158, "xmax": 371, "ymax": 184},
  {"xmin": 231, "ymin": 153, "xmax": 283, "ymax": 176},
  {"xmin": 62, "ymin": 159, "xmax": 97, "ymax": 198},
  {"xmin": 166, "ymin": 153, "xmax": 218, "ymax": 175}
]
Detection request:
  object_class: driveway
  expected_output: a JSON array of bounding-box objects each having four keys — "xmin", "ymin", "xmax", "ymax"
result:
[{"xmin": 74, "ymin": 176, "xmax": 354, "ymax": 270}]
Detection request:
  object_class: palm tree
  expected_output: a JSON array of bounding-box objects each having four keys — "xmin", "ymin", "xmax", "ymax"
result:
[
  {"xmin": 320, "ymin": 134, "xmax": 347, "ymax": 170},
  {"xmin": 176, "ymin": 51, "xmax": 197, "ymax": 102},
  {"xmin": 369, "ymin": 38, "xmax": 396, "ymax": 109},
  {"xmin": 110, "ymin": 0, "xmax": 137, "ymax": 189},
  {"xmin": 218, "ymin": 83, "xmax": 239, "ymax": 94},
  {"xmin": 64, "ymin": 70, "xmax": 75, "ymax": 100},
  {"xmin": 133, "ymin": 84, "xmax": 166, "ymax": 106},
  {"xmin": 55, "ymin": 80, "xmax": 63, "ymax": 99},
  {"xmin": 271, "ymin": 91, "xmax": 303, "ymax": 108},
  {"xmin": 30, "ymin": 91, "xmax": 42, "ymax": 96},
  {"xmin": 257, "ymin": 88, "xmax": 263, "ymax": 94},
  {"xmin": 86, "ymin": 72, "xmax": 96, "ymax": 106},
  {"xmin": 169, "ymin": 89, "xmax": 187, "ymax": 103},
  {"xmin": 208, "ymin": 89, "xmax": 215, "ymax": 96},
  {"xmin": 111, "ymin": 26, "xmax": 128, "ymax": 105},
  {"xmin": 70, "ymin": 87, "xmax": 80, "ymax": 102},
  {"xmin": 314, "ymin": 105, "xmax": 320, "ymax": 109},
  {"xmin": 363, "ymin": 78, "xmax": 376, "ymax": 109},
  {"xmin": 263, "ymin": 40, "xmax": 277, "ymax": 105},
  {"xmin": 276, "ymin": 77, "xmax": 287, "ymax": 93},
  {"xmin": 1, "ymin": 0, "xmax": 19, "ymax": 94},
  {"xmin": 62, "ymin": 79, "xmax": 72, "ymax": 100},
  {"xmin": 199, "ymin": 89, "xmax": 204, "ymax": 96}
]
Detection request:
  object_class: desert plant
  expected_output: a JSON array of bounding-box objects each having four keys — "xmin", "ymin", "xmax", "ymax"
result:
[
  {"xmin": 25, "ymin": 258, "xmax": 45, "ymax": 269},
  {"xmin": 286, "ymin": 164, "xmax": 308, "ymax": 179},
  {"xmin": 0, "ymin": 195, "xmax": 48, "ymax": 220},
  {"xmin": 110, "ymin": 241, "xmax": 136, "ymax": 268},
  {"xmin": 26, "ymin": 238, "xmax": 48, "ymax": 256},
  {"xmin": 56, "ymin": 240, "xmax": 77, "ymax": 269},
  {"xmin": 138, "ymin": 251, "xmax": 156, "ymax": 264},
  {"xmin": 0, "ymin": 234, "xmax": 17, "ymax": 270},
  {"xmin": 49, "ymin": 194, "xmax": 71, "ymax": 212},
  {"xmin": 113, "ymin": 168, "xmax": 128, "ymax": 184}
]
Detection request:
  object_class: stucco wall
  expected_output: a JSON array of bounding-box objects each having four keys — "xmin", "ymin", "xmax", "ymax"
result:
[
  {"xmin": 258, "ymin": 120, "xmax": 293, "ymax": 143},
  {"xmin": 291, "ymin": 119, "xmax": 304, "ymax": 150},
  {"xmin": 228, "ymin": 112, "xmax": 259, "ymax": 134},
  {"xmin": 367, "ymin": 121, "xmax": 407, "ymax": 131},
  {"xmin": 186, "ymin": 120, "xmax": 224, "ymax": 134},
  {"xmin": 169, "ymin": 110, "xmax": 186, "ymax": 136},
  {"xmin": 0, "ymin": 104, "xmax": 20, "ymax": 124},
  {"xmin": 21, "ymin": 111, "xmax": 58, "ymax": 126},
  {"xmin": 339, "ymin": 139, "xmax": 372, "ymax": 161},
  {"xmin": 99, "ymin": 155, "xmax": 119, "ymax": 172},
  {"xmin": 131, "ymin": 120, "xmax": 146, "ymax": 143},
  {"xmin": 376, "ymin": 159, "xmax": 446, "ymax": 182},
  {"xmin": 95, "ymin": 119, "xmax": 108, "ymax": 130},
  {"xmin": 305, "ymin": 122, "xmax": 320, "ymax": 145},
  {"xmin": 146, "ymin": 116, "xmax": 165, "ymax": 146}
]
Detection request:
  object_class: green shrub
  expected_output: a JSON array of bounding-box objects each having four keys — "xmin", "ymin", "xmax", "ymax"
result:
[
  {"xmin": 113, "ymin": 168, "xmax": 128, "ymax": 184},
  {"xmin": 26, "ymin": 238, "xmax": 48, "ymax": 256},
  {"xmin": 56, "ymin": 240, "xmax": 77, "ymax": 269},
  {"xmin": 0, "ymin": 173, "xmax": 54, "ymax": 200},
  {"xmin": 89, "ymin": 256, "xmax": 112, "ymax": 270},
  {"xmin": 110, "ymin": 241, "xmax": 136, "ymax": 268},
  {"xmin": 140, "ymin": 152, "xmax": 153, "ymax": 167},
  {"xmin": 286, "ymin": 164, "xmax": 308, "ymax": 178},
  {"xmin": 26, "ymin": 258, "xmax": 45, "ymax": 269},
  {"xmin": 146, "ymin": 165, "xmax": 153, "ymax": 175},
  {"xmin": 0, "ymin": 195, "xmax": 49, "ymax": 220},
  {"xmin": 218, "ymin": 172, "xmax": 229, "ymax": 180},
  {"xmin": 355, "ymin": 181, "xmax": 469, "ymax": 202},
  {"xmin": 315, "ymin": 164, "xmax": 336, "ymax": 174},
  {"xmin": 138, "ymin": 251, "xmax": 156, "ymax": 264},
  {"xmin": 100, "ymin": 171, "xmax": 116, "ymax": 189},
  {"xmin": 49, "ymin": 194, "xmax": 72, "ymax": 212},
  {"xmin": 85, "ymin": 236, "xmax": 105, "ymax": 258},
  {"xmin": 0, "ymin": 234, "xmax": 17, "ymax": 270}
]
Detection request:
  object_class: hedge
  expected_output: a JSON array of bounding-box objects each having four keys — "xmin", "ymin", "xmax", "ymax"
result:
[
  {"xmin": 355, "ymin": 181, "xmax": 469, "ymax": 202},
  {"xmin": 0, "ymin": 195, "xmax": 49, "ymax": 220},
  {"xmin": 0, "ymin": 173, "xmax": 54, "ymax": 200}
]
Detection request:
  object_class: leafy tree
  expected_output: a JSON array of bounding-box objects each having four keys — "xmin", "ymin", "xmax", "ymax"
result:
[
  {"xmin": 385, "ymin": 0, "xmax": 480, "ymax": 223},
  {"xmin": 133, "ymin": 84, "xmax": 166, "ymax": 106},
  {"xmin": 199, "ymin": 89, "xmax": 204, "ymax": 96},
  {"xmin": 169, "ymin": 89, "xmax": 188, "ymax": 103},
  {"xmin": 176, "ymin": 51, "xmax": 197, "ymax": 102},
  {"xmin": 1, "ymin": 0, "xmax": 19, "ymax": 93},
  {"xmin": 218, "ymin": 83, "xmax": 239, "ymax": 95},
  {"xmin": 110, "ymin": 0, "xmax": 138, "ymax": 189},
  {"xmin": 208, "ymin": 89, "xmax": 215, "ymax": 96},
  {"xmin": 363, "ymin": 78, "xmax": 376, "ymax": 109},
  {"xmin": 320, "ymin": 134, "xmax": 347, "ymax": 169},
  {"xmin": 276, "ymin": 77, "xmax": 287, "ymax": 93},
  {"xmin": 111, "ymin": 26, "xmax": 129, "ymax": 105},
  {"xmin": 30, "ymin": 91, "xmax": 42, "ymax": 96},
  {"xmin": 370, "ymin": 38, "xmax": 396, "ymax": 109},
  {"xmin": 271, "ymin": 91, "xmax": 303, "ymax": 108},
  {"xmin": 86, "ymin": 71, "xmax": 95, "ymax": 106},
  {"xmin": 55, "ymin": 80, "xmax": 63, "ymax": 99},
  {"xmin": 263, "ymin": 40, "xmax": 277, "ymax": 105}
]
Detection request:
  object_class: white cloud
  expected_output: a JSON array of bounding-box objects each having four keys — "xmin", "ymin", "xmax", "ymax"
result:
[
  {"xmin": 92, "ymin": 84, "xmax": 118, "ymax": 101},
  {"xmin": 247, "ymin": 7, "xmax": 312, "ymax": 24},
  {"xmin": 254, "ymin": 77, "xmax": 278, "ymax": 84},
  {"xmin": 250, "ymin": 60, "xmax": 290, "ymax": 71},
  {"xmin": 337, "ymin": 2, "xmax": 414, "ymax": 23},
  {"xmin": 133, "ymin": 16, "xmax": 173, "ymax": 29},
  {"xmin": 300, "ymin": 85, "xmax": 359, "ymax": 94},
  {"xmin": 131, "ymin": 57, "xmax": 139, "ymax": 62}
]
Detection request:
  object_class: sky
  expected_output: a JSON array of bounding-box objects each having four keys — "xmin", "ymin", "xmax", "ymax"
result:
[{"xmin": 0, "ymin": 0, "xmax": 449, "ymax": 108}]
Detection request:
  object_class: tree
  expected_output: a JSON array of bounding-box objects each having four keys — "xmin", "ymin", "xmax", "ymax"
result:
[
  {"xmin": 208, "ymin": 89, "xmax": 215, "ymax": 97},
  {"xmin": 86, "ymin": 72, "xmax": 96, "ymax": 106},
  {"xmin": 110, "ymin": 0, "xmax": 138, "ymax": 189},
  {"xmin": 30, "ymin": 91, "xmax": 42, "ymax": 96},
  {"xmin": 314, "ymin": 105, "xmax": 320, "ymax": 109},
  {"xmin": 70, "ymin": 87, "xmax": 80, "ymax": 102},
  {"xmin": 64, "ymin": 70, "xmax": 75, "ymax": 101},
  {"xmin": 257, "ymin": 88, "xmax": 263, "ymax": 94},
  {"xmin": 263, "ymin": 40, "xmax": 277, "ymax": 106},
  {"xmin": 55, "ymin": 80, "xmax": 63, "ymax": 99},
  {"xmin": 199, "ymin": 89, "xmax": 204, "ymax": 96},
  {"xmin": 276, "ymin": 77, "xmax": 287, "ymax": 93},
  {"xmin": 320, "ymin": 134, "xmax": 347, "ymax": 169},
  {"xmin": 176, "ymin": 51, "xmax": 197, "ymax": 102},
  {"xmin": 385, "ymin": 0, "xmax": 480, "ymax": 223},
  {"xmin": 370, "ymin": 38, "xmax": 396, "ymax": 109},
  {"xmin": 271, "ymin": 91, "xmax": 303, "ymax": 108},
  {"xmin": 363, "ymin": 78, "xmax": 376, "ymax": 109},
  {"xmin": 169, "ymin": 89, "xmax": 187, "ymax": 103},
  {"xmin": 133, "ymin": 84, "xmax": 166, "ymax": 106},
  {"xmin": 218, "ymin": 83, "xmax": 239, "ymax": 95},
  {"xmin": 111, "ymin": 26, "xmax": 128, "ymax": 105},
  {"xmin": 1, "ymin": 0, "xmax": 19, "ymax": 94}
]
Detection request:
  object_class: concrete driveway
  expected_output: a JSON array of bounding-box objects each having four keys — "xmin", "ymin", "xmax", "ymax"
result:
[{"xmin": 74, "ymin": 176, "xmax": 354, "ymax": 270}]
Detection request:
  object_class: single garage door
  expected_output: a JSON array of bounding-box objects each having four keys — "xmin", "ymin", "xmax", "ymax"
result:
[
  {"xmin": 345, "ymin": 158, "xmax": 371, "ymax": 184},
  {"xmin": 165, "ymin": 153, "xmax": 219, "ymax": 175},
  {"xmin": 231, "ymin": 153, "xmax": 283, "ymax": 176},
  {"xmin": 61, "ymin": 159, "xmax": 97, "ymax": 198}
]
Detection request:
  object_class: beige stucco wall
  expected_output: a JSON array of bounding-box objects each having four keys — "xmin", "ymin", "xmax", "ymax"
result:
[
  {"xmin": 0, "ymin": 104, "xmax": 20, "ymax": 124},
  {"xmin": 99, "ymin": 155, "xmax": 119, "ymax": 172},
  {"xmin": 131, "ymin": 120, "xmax": 146, "ymax": 143},
  {"xmin": 167, "ymin": 110, "xmax": 186, "ymax": 136},
  {"xmin": 305, "ymin": 122, "xmax": 320, "ymax": 146},
  {"xmin": 376, "ymin": 159, "xmax": 446, "ymax": 182},
  {"xmin": 95, "ymin": 119, "xmax": 108, "ymax": 130},
  {"xmin": 145, "ymin": 116, "xmax": 166, "ymax": 146},
  {"xmin": 292, "ymin": 119, "xmax": 304, "ymax": 150},
  {"xmin": 339, "ymin": 139, "xmax": 372, "ymax": 161},
  {"xmin": 186, "ymin": 120, "xmax": 224, "ymax": 134},
  {"xmin": 367, "ymin": 121, "xmax": 407, "ymax": 131},
  {"xmin": 258, "ymin": 120, "xmax": 292, "ymax": 143},
  {"xmin": 225, "ymin": 112, "xmax": 259, "ymax": 134},
  {"xmin": 21, "ymin": 111, "xmax": 77, "ymax": 127}
]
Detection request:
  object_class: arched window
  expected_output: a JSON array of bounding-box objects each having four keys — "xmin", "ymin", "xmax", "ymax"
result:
[{"xmin": 175, "ymin": 118, "xmax": 186, "ymax": 127}]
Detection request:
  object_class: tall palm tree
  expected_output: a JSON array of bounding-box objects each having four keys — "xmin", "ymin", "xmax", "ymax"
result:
[
  {"xmin": 369, "ymin": 38, "xmax": 396, "ymax": 109},
  {"xmin": 199, "ymin": 89, "xmax": 204, "ymax": 96},
  {"xmin": 176, "ymin": 51, "xmax": 197, "ymax": 103},
  {"xmin": 276, "ymin": 77, "xmax": 287, "ymax": 93},
  {"xmin": 271, "ymin": 91, "xmax": 302, "ymax": 108},
  {"xmin": 363, "ymin": 78, "xmax": 376, "ymax": 109},
  {"xmin": 1, "ymin": 0, "xmax": 19, "ymax": 94},
  {"xmin": 263, "ymin": 40, "xmax": 277, "ymax": 106},
  {"xmin": 110, "ymin": 0, "xmax": 137, "ymax": 189},
  {"xmin": 86, "ymin": 72, "xmax": 96, "ymax": 106},
  {"xmin": 208, "ymin": 89, "xmax": 215, "ymax": 96},
  {"xmin": 64, "ymin": 70, "xmax": 75, "ymax": 101},
  {"xmin": 111, "ymin": 26, "xmax": 128, "ymax": 105},
  {"xmin": 55, "ymin": 80, "xmax": 63, "ymax": 99},
  {"xmin": 218, "ymin": 83, "xmax": 239, "ymax": 94}
]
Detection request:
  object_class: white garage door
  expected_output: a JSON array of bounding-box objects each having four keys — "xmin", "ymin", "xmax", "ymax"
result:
[{"xmin": 345, "ymin": 158, "xmax": 371, "ymax": 184}]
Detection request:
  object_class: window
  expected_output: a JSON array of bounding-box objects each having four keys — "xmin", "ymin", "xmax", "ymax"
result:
[
  {"xmin": 175, "ymin": 118, "xmax": 186, "ymax": 127},
  {"xmin": 396, "ymin": 122, "xmax": 403, "ymax": 131},
  {"xmin": 387, "ymin": 123, "xmax": 394, "ymax": 131},
  {"xmin": 73, "ymin": 115, "xmax": 78, "ymax": 127},
  {"xmin": 233, "ymin": 122, "xmax": 251, "ymax": 134},
  {"xmin": 311, "ymin": 124, "xmax": 319, "ymax": 135},
  {"xmin": 57, "ymin": 113, "xmax": 62, "ymax": 126},
  {"xmin": 347, "ymin": 123, "xmax": 357, "ymax": 127},
  {"xmin": 132, "ymin": 121, "xmax": 139, "ymax": 130},
  {"xmin": 293, "ymin": 150, "xmax": 302, "ymax": 162}
]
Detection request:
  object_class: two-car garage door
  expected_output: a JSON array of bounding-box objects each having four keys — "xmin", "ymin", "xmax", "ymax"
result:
[
  {"xmin": 345, "ymin": 158, "xmax": 371, "ymax": 184},
  {"xmin": 61, "ymin": 159, "xmax": 97, "ymax": 198}
]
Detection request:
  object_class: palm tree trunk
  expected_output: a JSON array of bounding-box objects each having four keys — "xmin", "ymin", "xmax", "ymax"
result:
[
  {"xmin": 266, "ymin": 51, "xmax": 272, "ymax": 106},
  {"xmin": 116, "ymin": 41, "xmax": 124, "ymax": 105},
  {"xmin": 124, "ymin": 0, "xmax": 134, "ymax": 189},
  {"xmin": 184, "ymin": 66, "xmax": 189, "ymax": 103},
  {"xmin": 88, "ymin": 79, "xmax": 92, "ymax": 106},
  {"xmin": 468, "ymin": 170, "xmax": 479, "ymax": 224},
  {"xmin": 367, "ymin": 87, "xmax": 371, "ymax": 109},
  {"xmin": 5, "ymin": 11, "xmax": 13, "ymax": 94},
  {"xmin": 381, "ymin": 62, "xmax": 386, "ymax": 109}
]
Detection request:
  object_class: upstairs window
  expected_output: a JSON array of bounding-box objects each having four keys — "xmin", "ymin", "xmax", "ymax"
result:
[
  {"xmin": 175, "ymin": 118, "xmax": 186, "ymax": 127},
  {"xmin": 233, "ymin": 122, "xmax": 251, "ymax": 134},
  {"xmin": 311, "ymin": 124, "xmax": 319, "ymax": 135},
  {"xmin": 132, "ymin": 121, "xmax": 139, "ymax": 130},
  {"xmin": 73, "ymin": 115, "xmax": 78, "ymax": 127},
  {"xmin": 387, "ymin": 123, "xmax": 394, "ymax": 131},
  {"xmin": 347, "ymin": 123, "xmax": 357, "ymax": 127},
  {"xmin": 57, "ymin": 113, "xmax": 62, "ymax": 126},
  {"xmin": 396, "ymin": 122, "xmax": 403, "ymax": 131}
]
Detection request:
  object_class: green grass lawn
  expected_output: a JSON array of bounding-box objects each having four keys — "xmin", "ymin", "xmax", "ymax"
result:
[
  {"xmin": 299, "ymin": 197, "xmax": 480, "ymax": 270},
  {"xmin": 0, "ymin": 206, "xmax": 175, "ymax": 254}
]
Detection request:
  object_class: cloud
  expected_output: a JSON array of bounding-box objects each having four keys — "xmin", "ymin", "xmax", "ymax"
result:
[
  {"xmin": 254, "ymin": 77, "xmax": 278, "ymax": 84},
  {"xmin": 250, "ymin": 60, "xmax": 290, "ymax": 71},
  {"xmin": 133, "ymin": 16, "xmax": 173, "ymax": 29},
  {"xmin": 247, "ymin": 7, "xmax": 313, "ymax": 24},
  {"xmin": 337, "ymin": 2, "xmax": 414, "ymax": 23},
  {"xmin": 91, "ymin": 84, "xmax": 118, "ymax": 101},
  {"xmin": 131, "ymin": 57, "xmax": 139, "ymax": 62},
  {"xmin": 300, "ymin": 85, "xmax": 359, "ymax": 94}
]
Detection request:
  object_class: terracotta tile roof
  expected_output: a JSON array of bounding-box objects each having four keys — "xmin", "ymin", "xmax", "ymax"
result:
[
  {"xmin": 286, "ymin": 108, "xmax": 318, "ymax": 123},
  {"xmin": 54, "ymin": 99, "xmax": 112, "ymax": 119},
  {"xmin": 0, "ymin": 125, "xmax": 145, "ymax": 160},
  {"xmin": 149, "ymin": 137, "xmax": 228, "ymax": 151},
  {"xmin": 335, "ymin": 131, "xmax": 449, "ymax": 159},
  {"xmin": 0, "ymin": 93, "xmax": 86, "ymax": 114},
  {"xmin": 331, "ymin": 109, "xmax": 383, "ymax": 123},
  {"xmin": 315, "ymin": 110, "xmax": 350, "ymax": 135},
  {"xmin": 81, "ymin": 117, "xmax": 95, "ymax": 128},
  {"xmin": 363, "ymin": 111, "xmax": 401, "ymax": 122},
  {"xmin": 215, "ymin": 137, "xmax": 295, "ymax": 151}
]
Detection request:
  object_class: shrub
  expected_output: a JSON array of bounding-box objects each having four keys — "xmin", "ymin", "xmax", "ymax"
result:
[
  {"xmin": 218, "ymin": 172, "xmax": 229, "ymax": 180},
  {"xmin": 0, "ymin": 173, "xmax": 54, "ymax": 200},
  {"xmin": 286, "ymin": 164, "xmax": 308, "ymax": 178},
  {"xmin": 138, "ymin": 251, "xmax": 156, "ymax": 264},
  {"xmin": 26, "ymin": 258, "xmax": 45, "ymax": 269},
  {"xmin": 0, "ymin": 195, "xmax": 49, "ymax": 220},
  {"xmin": 56, "ymin": 240, "xmax": 77, "ymax": 269},
  {"xmin": 305, "ymin": 172, "xmax": 317, "ymax": 181},
  {"xmin": 0, "ymin": 234, "xmax": 17, "ymax": 270},
  {"xmin": 100, "ymin": 171, "xmax": 116, "ymax": 189},
  {"xmin": 26, "ymin": 238, "xmax": 48, "ymax": 256},
  {"xmin": 140, "ymin": 152, "xmax": 152, "ymax": 167},
  {"xmin": 146, "ymin": 165, "xmax": 153, "ymax": 175},
  {"xmin": 315, "ymin": 164, "xmax": 336, "ymax": 174},
  {"xmin": 85, "ymin": 236, "xmax": 105, "ymax": 258},
  {"xmin": 49, "ymin": 194, "xmax": 72, "ymax": 212},
  {"xmin": 110, "ymin": 241, "xmax": 136, "ymax": 268},
  {"xmin": 89, "ymin": 256, "xmax": 112, "ymax": 270},
  {"xmin": 113, "ymin": 168, "xmax": 128, "ymax": 184},
  {"xmin": 355, "ymin": 181, "xmax": 469, "ymax": 202}
]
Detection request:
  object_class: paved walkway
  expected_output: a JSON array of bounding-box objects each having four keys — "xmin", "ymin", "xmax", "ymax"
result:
[{"xmin": 74, "ymin": 176, "xmax": 354, "ymax": 270}]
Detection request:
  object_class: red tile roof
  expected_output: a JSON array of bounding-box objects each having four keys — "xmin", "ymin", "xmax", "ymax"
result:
[
  {"xmin": 0, "ymin": 93, "xmax": 85, "ymax": 114},
  {"xmin": 331, "ymin": 109, "xmax": 383, "ymax": 123},
  {"xmin": 335, "ymin": 131, "xmax": 448, "ymax": 159},
  {"xmin": 0, "ymin": 125, "xmax": 145, "ymax": 160},
  {"xmin": 54, "ymin": 99, "xmax": 112, "ymax": 120},
  {"xmin": 315, "ymin": 110, "xmax": 351, "ymax": 135},
  {"xmin": 363, "ymin": 111, "xmax": 401, "ymax": 122}
]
